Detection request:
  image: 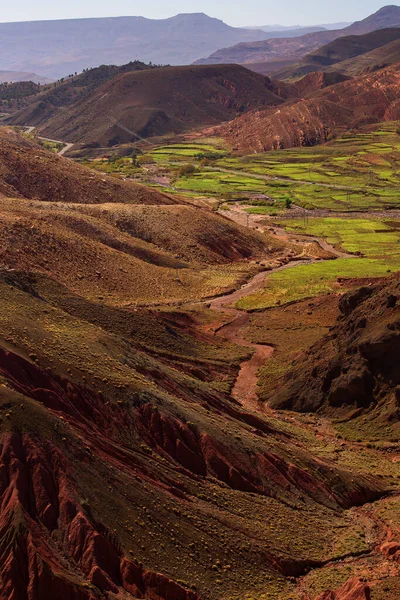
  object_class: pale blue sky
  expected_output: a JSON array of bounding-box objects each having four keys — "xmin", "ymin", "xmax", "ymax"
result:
[{"xmin": 1, "ymin": 1, "xmax": 393, "ymax": 26}]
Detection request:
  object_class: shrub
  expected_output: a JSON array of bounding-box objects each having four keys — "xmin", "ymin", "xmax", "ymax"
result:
[{"xmin": 177, "ymin": 163, "xmax": 197, "ymax": 177}]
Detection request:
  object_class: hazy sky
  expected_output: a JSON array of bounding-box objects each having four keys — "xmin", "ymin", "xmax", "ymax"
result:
[{"xmin": 1, "ymin": 1, "xmax": 393, "ymax": 26}]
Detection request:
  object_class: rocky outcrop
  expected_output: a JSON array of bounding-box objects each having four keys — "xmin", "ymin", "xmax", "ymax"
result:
[
  {"xmin": 0, "ymin": 432, "xmax": 201, "ymax": 600},
  {"xmin": 315, "ymin": 578, "xmax": 371, "ymax": 600},
  {"xmin": 271, "ymin": 274, "xmax": 400, "ymax": 431},
  {"xmin": 215, "ymin": 64, "xmax": 400, "ymax": 153}
]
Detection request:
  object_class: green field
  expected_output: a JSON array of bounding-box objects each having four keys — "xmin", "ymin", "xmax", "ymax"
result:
[
  {"xmin": 142, "ymin": 123, "xmax": 400, "ymax": 210},
  {"xmin": 215, "ymin": 123, "xmax": 400, "ymax": 211},
  {"xmin": 237, "ymin": 218, "xmax": 400, "ymax": 310},
  {"xmin": 151, "ymin": 140, "xmax": 227, "ymax": 162}
]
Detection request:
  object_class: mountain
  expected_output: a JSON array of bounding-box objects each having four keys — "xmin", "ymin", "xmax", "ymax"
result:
[
  {"xmin": 0, "ymin": 127, "xmax": 387, "ymax": 600},
  {"xmin": 214, "ymin": 63, "xmax": 400, "ymax": 153},
  {"xmin": 273, "ymin": 27, "xmax": 400, "ymax": 79},
  {"xmin": 8, "ymin": 64, "xmax": 287, "ymax": 146},
  {"xmin": 242, "ymin": 26, "xmax": 327, "ymax": 38},
  {"xmin": 270, "ymin": 274, "xmax": 400, "ymax": 437},
  {"xmin": 195, "ymin": 5, "xmax": 400, "ymax": 66},
  {"xmin": 247, "ymin": 23, "xmax": 352, "ymax": 32},
  {"xmin": 0, "ymin": 14, "xmax": 268, "ymax": 79},
  {"xmin": 318, "ymin": 21, "xmax": 353, "ymax": 30},
  {"xmin": 1, "ymin": 61, "xmax": 160, "ymax": 118},
  {"xmin": 324, "ymin": 37, "xmax": 400, "ymax": 75},
  {"xmin": 0, "ymin": 70, "xmax": 52, "ymax": 84}
]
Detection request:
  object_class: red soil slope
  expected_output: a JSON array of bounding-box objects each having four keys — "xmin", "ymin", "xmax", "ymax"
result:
[
  {"xmin": 270, "ymin": 273, "xmax": 400, "ymax": 435},
  {"xmin": 0, "ymin": 266, "xmax": 387, "ymax": 599},
  {"xmin": 8, "ymin": 65, "xmax": 287, "ymax": 146},
  {"xmin": 215, "ymin": 63, "xmax": 400, "ymax": 152},
  {"xmin": 0, "ymin": 127, "xmax": 176, "ymax": 204}
]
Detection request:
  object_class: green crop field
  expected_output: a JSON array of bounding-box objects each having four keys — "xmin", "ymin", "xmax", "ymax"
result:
[
  {"xmin": 141, "ymin": 123, "xmax": 400, "ymax": 210},
  {"xmin": 215, "ymin": 123, "xmax": 400, "ymax": 211},
  {"xmin": 237, "ymin": 218, "xmax": 400, "ymax": 310}
]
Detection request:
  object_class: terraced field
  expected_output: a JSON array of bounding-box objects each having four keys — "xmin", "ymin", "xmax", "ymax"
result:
[
  {"xmin": 140, "ymin": 124, "xmax": 400, "ymax": 212},
  {"xmin": 237, "ymin": 218, "xmax": 400, "ymax": 310}
]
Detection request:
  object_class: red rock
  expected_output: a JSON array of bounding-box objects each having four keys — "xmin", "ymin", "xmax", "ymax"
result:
[
  {"xmin": 315, "ymin": 577, "xmax": 371, "ymax": 600},
  {"xmin": 381, "ymin": 541, "xmax": 400, "ymax": 559}
]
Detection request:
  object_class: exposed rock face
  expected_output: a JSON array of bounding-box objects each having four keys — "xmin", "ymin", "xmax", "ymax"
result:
[
  {"xmin": 270, "ymin": 274, "xmax": 400, "ymax": 430},
  {"xmin": 314, "ymin": 577, "xmax": 371, "ymax": 600},
  {"xmin": 0, "ymin": 432, "xmax": 201, "ymax": 600}
]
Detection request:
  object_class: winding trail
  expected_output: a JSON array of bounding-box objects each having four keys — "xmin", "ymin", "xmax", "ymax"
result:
[
  {"xmin": 22, "ymin": 126, "xmax": 74, "ymax": 155},
  {"xmin": 210, "ymin": 259, "xmax": 320, "ymax": 410},
  {"xmin": 209, "ymin": 206, "xmax": 354, "ymax": 411}
]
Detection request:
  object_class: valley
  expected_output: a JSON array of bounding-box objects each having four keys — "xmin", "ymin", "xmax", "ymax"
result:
[
  {"xmin": 0, "ymin": 6, "xmax": 400, "ymax": 598},
  {"xmin": 0, "ymin": 122, "xmax": 398, "ymax": 599}
]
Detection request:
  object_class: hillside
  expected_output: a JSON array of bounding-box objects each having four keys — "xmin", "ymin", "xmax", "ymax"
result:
[
  {"xmin": 325, "ymin": 37, "xmax": 400, "ymax": 75},
  {"xmin": 273, "ymin": 27, "xmax": 400, "ymax": 79},
  {"xmin": 215, "ymin": 63, "xmax": 400, "ymax": 153},
  {"xmin": 269, "ymin": 274, "xmax": 400, "ymax": 439},
  {"xmin": 1, "ymin": 61, "xmax": 159, "ymax": 117},
  {"xmin": 0, "ymin": 127, "xmax": 175, "ymax": 205},
  {"xmin": 8, "ymin": 65, "xmax": 287, "ymax": 146},
  {"xmin": 0, "ymin": 126, "xmax": 284, "ymax": 307},
  {"xmin": 0, "ymin": 129, "xmax": 391, "ymax": 600},
  {"xmin": 0, "ymin": 13, "xmax": 268, "ymax": 79},
  {"xmin": 195, "ymin": 5, "xmax": 400, "ymax": 66},
  {"xmin": 0, "ymin": 70, "xmax": 52, "ymax": 84}
]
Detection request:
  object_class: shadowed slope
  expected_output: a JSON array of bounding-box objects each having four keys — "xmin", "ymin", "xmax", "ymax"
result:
[
  {"xmin": 0, "ymin": 127, "xmax": 176, "ymax": 205},
  {"xmin": 0, "ymin": 269, "xmax": 387, "ymax": 599},
  {"xmin": 270, "ymin": 273, "xmax": 400, "ymax": 440},
  {"xmin": 272, "ymin": 27, "xmax": 400, "ymax": 80},
  {"xmin": 195, "ymin": 6, "xmax": 400, "ymax": 66}
]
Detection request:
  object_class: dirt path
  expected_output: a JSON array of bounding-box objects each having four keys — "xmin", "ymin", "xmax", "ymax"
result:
[
  {"xmin": 209, "ymin": 259, "xmax": 320, "ymax": 410},
  {"xmin": 208, "ymin": 204, "xmax": 351, "ymax": 411},
  {"xmin": 22, "ymin": 126, "xmax": 74, "ymax": 156}
]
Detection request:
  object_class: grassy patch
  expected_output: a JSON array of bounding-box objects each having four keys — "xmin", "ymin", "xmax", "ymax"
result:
[{"xmin": 238, "ymin": 218, "xmax": 400, "ymax": 311}]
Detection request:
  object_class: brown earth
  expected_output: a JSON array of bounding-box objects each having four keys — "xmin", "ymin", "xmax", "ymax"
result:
[
  {"xmin": 0, "ymin": 129, "xmax": 397, "ymax": 599},
  {"xmin": 214, "ymin": 63, "xmax": 400, "ymax": 153},
  {"xmin": 270, "ymin": 272, "xmax": 400, "ymax": 441},
  {"xmin": 8, "ymin": 65, "xmax": 288, "ymax": 146},
  {"xmin": 0, "ymin": 127, "xmax": 176, "ymax": 205},
  {"xmin": 0, "ymin": 264, "xmax": 390, "ymax": 600},
  {"xmin": 0, "ymin": 128, "xmax": 289, "ymax": 307}
]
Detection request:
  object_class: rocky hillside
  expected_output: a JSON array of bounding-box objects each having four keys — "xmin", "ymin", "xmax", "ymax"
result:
[
  {"xmin": 215, "ymin": 63, "xmax": 400, "ymax": 153},
  {"xmin": 270, "ymin": 273, "xmax": 400, "ymax": 438}
]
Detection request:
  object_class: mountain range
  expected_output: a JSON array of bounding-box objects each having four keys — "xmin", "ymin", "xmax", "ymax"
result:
[
  {"xmin": 0, "ymin": 13, "xmax": 268, "ymax": 79},
  {"xmin": 7, "ymin": 64, "xmax": 291, "ymax": 146},
  {"xmin": 195, "ymin": 5, "xmax": 400, "ymax": 66}
]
